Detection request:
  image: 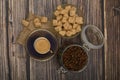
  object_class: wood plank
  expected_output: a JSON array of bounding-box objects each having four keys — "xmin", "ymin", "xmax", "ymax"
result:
[
  {"xmin": 29, "ymin": 0, "xmax": 64, "ymax": 80},
  {"xmin": 61, "ymin": 0, "xmax": 104, "ymax": 80},
  {"xmin": 8, "ymin": 0, "xmax": 29, "ymax": 80},
  {"xmin": 104, "ymin": 0, "xmax": 120, "ymax": 80},
  {"xmin": 0, "ymin": 0, "xmax": 9, "ymax": 80}
]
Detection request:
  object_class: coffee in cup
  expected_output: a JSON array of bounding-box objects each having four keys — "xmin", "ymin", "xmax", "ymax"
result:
[{"xmin": 34, "ymin": 37, "xmax": 51, "ymax": 54}]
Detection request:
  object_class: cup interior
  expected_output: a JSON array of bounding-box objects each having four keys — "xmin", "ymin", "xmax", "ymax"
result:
[{"xmin": 33, "ymin": 37, "xmax": 51, "ymax": 54}]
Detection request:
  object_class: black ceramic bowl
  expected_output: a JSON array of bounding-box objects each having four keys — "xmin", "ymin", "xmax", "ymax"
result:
[{"xmin": 25, "ymin": 29, "xmax": 58, "ymax": 61}]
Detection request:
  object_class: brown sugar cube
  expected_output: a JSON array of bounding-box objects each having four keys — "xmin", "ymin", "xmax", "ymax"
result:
[
  {"xmin": 70, "ymin": 7, "xmax": 76, "ymax": 16},
  {"xmin": 66, "ymin": 31, "xmax": 72, "ymax": 36},
  {"xmin": 75, "ymin": 17, "xmax": 83, "ymax": 24},
  {"xmin": 62, "ymin": 17, "xmax": 67, "ymax": 23},
  {"xmin": 55, "ymin": 26, "xmax": 62, "ymax": 32},
  {"xmin": 76, "ymin": 25, "xmax": 81, "ymax": 32},
  {"xmin": 59, "ymin": 30, "xmax": 66, "ymax": 36},
  {"xmin": 41, "ymin": 17, "xmax": 48, "ymax": 23},
  {"xmin": 34, "ymin": 18, "xmax": 40, "ymax": 23},
  {"xmin": 54, "ymin": 10, "xmax": 60, "ymax": 16},
  {"xmin": 70, "ymin": 10, "xmax": 76, "ymax": 16},
  {"xmin": 57, "ymin": 5, "xmax": 63, "ymax": 10},
  {"xmin": 71, "ymin": 29, "xmax": 76, "ymax": 35},
  {"xmin": 65, "ymin": 5, "xmax": 72, "ymax": 11},
  {"xmin": 63, "ymin": 22, "xmax": 69, "ymax": 30},
  {"xmin": 56, "ymin": 15, "xmax": 62, "ymax": 21},
  {"xmin": 63, "ymin": 25, "xmax": 68, "ymax": 30},
  {"xmin": 73, "ymin": 23, "xmax": 78, "ymax": 29},
  {"xmin": 61, "ymin": 9, "xmax": 68, "ymax": 15},
  {"xmin": 34, "ymin": 22, "xmax": 41, "ymax": 27},
  {"xmin": 63, "ymin": 14, "xmax": 69, "ymax": 19},
  {"xmin": 68, "ymin": 17, "xmax": 75, "ymax": 24},
  {"xmin": 57, "ymin": 21, "xmax": 62, "ymax": 26},
  {"xmin": 53, "ymin": 20, "xmax": 58, "ymax": 26},
  {"xmin": 22, "ymin": 20, "xmax": 29, "ymax": 27},
  {"xmin": 71, "ymin": 6, "xmax": 77, "ymax": 12},
  {"xmin": 28, "ymin": 22, "xmax": 36, "ymax": 30},
  {"xmin": 67, "ymin": 24, "xmax": 72, "ymax": 30}
]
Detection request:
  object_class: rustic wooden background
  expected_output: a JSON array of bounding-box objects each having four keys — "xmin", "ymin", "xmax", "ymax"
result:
[{"xmin": 0, "ymin": 0, "xmax": 120, "ymax": 80}]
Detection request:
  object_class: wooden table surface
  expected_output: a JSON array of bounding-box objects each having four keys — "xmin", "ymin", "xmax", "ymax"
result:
[{"xmin": 0, "ymin": 0, "xmax": 120, "ymax": 80}]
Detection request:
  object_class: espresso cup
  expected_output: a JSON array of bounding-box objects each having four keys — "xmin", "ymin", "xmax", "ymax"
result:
[{"xmin": 34, "ymin": 37, "xmax": 51, "ymax": 54}]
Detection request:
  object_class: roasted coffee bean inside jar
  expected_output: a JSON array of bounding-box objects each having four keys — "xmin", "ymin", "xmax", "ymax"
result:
[{"xmin": 62, "ymin": 46, "xmax": 88, "ymax": 71}]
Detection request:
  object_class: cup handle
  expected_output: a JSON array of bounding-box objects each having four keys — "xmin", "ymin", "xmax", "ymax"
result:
[
  {"xmin": 50, "ymin": 50, "xmax": 53, "ymax": 54},
  {"xmin": 57, "ymin": 67, "xmax": 67, "ymax": 73}
]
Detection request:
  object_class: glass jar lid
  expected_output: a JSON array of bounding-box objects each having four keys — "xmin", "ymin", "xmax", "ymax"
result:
[{"xmin": 81, "ymin": 25, "xmax": 104, "ymax": 49}]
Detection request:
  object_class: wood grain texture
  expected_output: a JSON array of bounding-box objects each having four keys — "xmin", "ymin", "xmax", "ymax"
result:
[
  {"xmin": 8, "ymin": 0, "xmax": 28, "ymax": 80},
  {"xmin": 0, "ymin": 0, "xmax": 120, "ymax": 80},
  {"xmin": 104, "ymin": 0, "xmax": 120, "ymax": 80},
  {"xmin": 0, "ymin": 0, "xmax": 9, "ymax": 80}
]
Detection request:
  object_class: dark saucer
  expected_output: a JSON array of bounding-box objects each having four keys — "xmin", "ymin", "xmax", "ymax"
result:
[{"xmin": 25, "ymin": 29, "xmax": 58, "ymax": 61}]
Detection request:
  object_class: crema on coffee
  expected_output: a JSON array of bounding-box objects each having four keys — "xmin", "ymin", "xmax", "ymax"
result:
[{"xmin": 34, "ymin": 37, "xmax": 51, "ymax": 54}]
